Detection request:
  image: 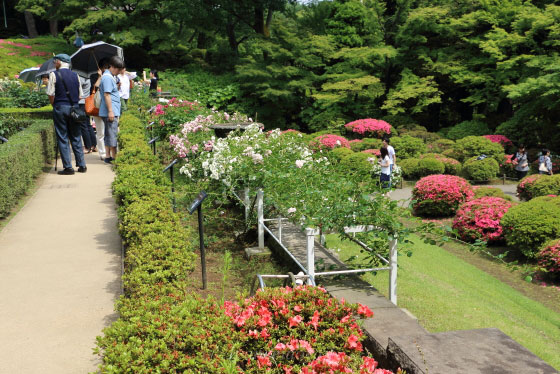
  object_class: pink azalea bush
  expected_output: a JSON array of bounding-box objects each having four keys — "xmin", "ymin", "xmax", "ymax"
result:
[
  {"xmin": 517, "ymin": 174, "xmax": 546, "ymax": 201},
  {"xmin": 537, "ymin": 239, "xmax": 560, "ymax": 279},
  {"xmin": 412, "ymin": 175, "xmax": 474, "ymax": 217},
  {"xmin": 345, "ymin": 119, "xmax": 392, "ymax": 138},
  {"xmin": 224, "ymin": 286, "xmax": 397, "ymax": 373},
  {"xmin": 362, "ymin": 149, "xmax": 381, "ymax": 156},
  {"xmin": 311, "ymin": 134, "xmax": 350, "ymax": 150},
  {"xmin": 452, "ymin": 197, "xmax": 513, "ymax": 243},
  {"xmin": 483, "ymin": 135, "xmax": 513, "ymax": 148}
]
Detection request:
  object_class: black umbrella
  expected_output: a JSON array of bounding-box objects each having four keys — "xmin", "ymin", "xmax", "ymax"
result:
[
  {"xmin": 36, "ymin": 57, "xmax": 56, "ymax": 78},
  {"xmin": 70, "ymin": 41, "xmax": 124, "ymax": 77},
  {"xmin": 18, "ymin": 67, "xmax": 40, "ymax": 83}
]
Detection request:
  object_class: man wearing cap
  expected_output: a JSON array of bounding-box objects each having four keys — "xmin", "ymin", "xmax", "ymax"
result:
[{"xmin": 47, "ymin": 53, "xmax": 87, "ymax": 175}]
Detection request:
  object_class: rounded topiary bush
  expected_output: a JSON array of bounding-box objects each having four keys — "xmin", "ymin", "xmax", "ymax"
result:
[
  {"xmin": 330, "ymin": 146, "xmax": 355, "ymax": 162},
  {"xmin": 473, "ymin": 186, "xmax": 513, "ymax": 202},
  {"xmin": 427, "ymin": 138, "xmax": 455, "ymax": 153},
  {"xmin": 517, "ymin": 174, "xmax": 547, "ymax": 201},
  {"xmin": 462, "ymin": 156, "xmax": 499, "ymax": 182},
  {"xmin": 420, "ymin": 153, "xmax": 461, "ymax": 175},
  {"xmin": 453, "ymin": 197, "xmax": 513, "ymax": 243},
  {"xmin": 446, "ymin": 120, "xmax": 491, "ymax": 140},
  {"xmin": 417, "ymin": 158, "xmax": 445, "ymax": 176},
  {"xmin": 338, "ymin": 152, "xmax": 372, "ymax": 177},
  {"xmin": 399, "ymin": 158, "xmax": 421, "ymax": 179},
  {"xmin": 500, "ymin": 195, "xmax": 560, "ymax": 258},
  {"xmin": 344, "ymin": 118, "xmax": 392, "ymax": 138},
  {"xmin": 537, "ymin": 239, "xmax": 560, "ymax": 279},
  {"xmin": 527, "ymin": 174, "xmax": 560, "ymax": 199},
  {"xmin": 412, "ymin": 175, "xmax": 474, "ymax": 217},
  {"xmin": 349, "ymin": 139, "xmax": 364, "ymax": 152},
  {"xmin": 451, "ymin": 136, "xmax": 505, "ymax": 163},
  {"xmin": 391, "ymin": 135, "xmax": 426, "ymax": 159}
]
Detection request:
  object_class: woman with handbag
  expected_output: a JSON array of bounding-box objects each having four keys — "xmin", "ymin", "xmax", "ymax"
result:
[
  {"xmin": 90, "ymin": 60, "xmax": 109, "ymax": 160},
  {"xmin": 512, "ymin": 145, "xmax": 529, "ymax": 180},
  {"xmin": 539, "ymin": 149, "xmax": 553, "ymax": 175}
]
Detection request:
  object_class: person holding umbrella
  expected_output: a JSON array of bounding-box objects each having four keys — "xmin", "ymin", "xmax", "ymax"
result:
[
  {"xmin": 99, "ymin": 56, "xmax": 125, "ymax": 163},
  {"xmin": 47, "ymin": 54, "xmax": 87, "ymax": 175}
]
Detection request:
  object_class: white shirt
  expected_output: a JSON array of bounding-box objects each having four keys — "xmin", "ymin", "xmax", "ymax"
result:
[
  {"xmin": 118, "ymin": 73, "xmax": 130, "ymax": 99},
  {"xmin": 46, "ymin": 62, "xmax": 83, "ymax": 99},
  {"xmin": 381, "ymin": 155, "xmax": 391, "ymax": 175},
  {"xmin": 387, "ymin": 145, "xmax": 395, "ymax": 165}
]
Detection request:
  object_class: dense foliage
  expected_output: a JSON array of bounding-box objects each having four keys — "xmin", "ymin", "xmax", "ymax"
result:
[
  {"xmin": 412, "ymin": 175, "xmax": 474, "ymax": 217},
  {"xmin": 537, "ymin": 239, "xmax": 560, "ymax": 280},
  {"xmin": 13, "ymin": 0, "xmax": 560, "ymax": 148},
  {"xmin": 500, "ymin": 196, "xmax": 560, "ymax": 258},
  {"xmin": 0, "ymin": 120, "xmax": 55, "ymax": 218},
  {"xmin": 462, "ymin": 156, "xmax": 500, "ymax": 182}
]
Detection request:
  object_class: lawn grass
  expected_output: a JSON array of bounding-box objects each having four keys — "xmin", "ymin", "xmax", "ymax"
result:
[
  {"xmin": 325, "ymin": 233, "xmax": 560, "ymax": 370},
  {"xmin": 0, "ymin": 36, "xmax": 75, "ymax": 78}
]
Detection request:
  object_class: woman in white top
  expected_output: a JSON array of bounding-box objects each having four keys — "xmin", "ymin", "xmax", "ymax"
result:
[{"xmin": 379, "ymin": 147, "xmax": 391, "ymax": 190}]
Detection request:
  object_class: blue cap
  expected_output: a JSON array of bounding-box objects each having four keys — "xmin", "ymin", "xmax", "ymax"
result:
[{"xmin": 54, "ymin": 54, "xmax": 71, "ymax": 63}]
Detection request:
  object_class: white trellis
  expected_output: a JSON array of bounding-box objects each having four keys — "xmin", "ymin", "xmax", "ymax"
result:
[{"xmin": 233, "ymin": 188, "xmax": 398, "ymax": 305}]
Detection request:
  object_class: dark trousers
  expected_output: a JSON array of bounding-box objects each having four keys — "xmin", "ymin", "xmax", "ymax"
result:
[
  {"xmin": 53, "ymin": 105, "xmax": 85, "ymax": 169},
  {"xmin": 79, "ymin": 104, "xmax": 96, "ymax": 149},
  {"xmin": 516, "ymin": 170, "xmax": 528, "ymax": 180}
]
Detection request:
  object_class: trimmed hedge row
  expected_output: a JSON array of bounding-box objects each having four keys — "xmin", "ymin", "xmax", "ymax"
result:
[
  {"xmin": 0, "ymin": 106, "xmax": 53, "ymax": 119},
  {"xmin": 0, "ymin": 120, "xmax": 56, "ymax": 218}
]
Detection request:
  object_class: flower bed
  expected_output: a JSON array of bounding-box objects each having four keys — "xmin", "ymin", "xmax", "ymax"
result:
[
  {"xmin": 344, "ymin": 118, "xmax": 392, "ymax": 138},
  {"xmin": 452, "ymin": 197, "xmax": 513, "ymax": 243},
  {"xmin": 412, "ymin": 175, "xmax": 474, "ymax": 217}
]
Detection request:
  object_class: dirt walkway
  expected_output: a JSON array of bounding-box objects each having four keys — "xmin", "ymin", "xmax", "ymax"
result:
[{"xmin": 0, "ymin": 153, "xmax": 121, "ymax": 374}]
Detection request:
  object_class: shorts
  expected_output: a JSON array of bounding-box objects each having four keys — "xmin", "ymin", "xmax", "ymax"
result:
[{"xmin": 102, "ymin": 116, "xmax": 119, "ymax": 147}]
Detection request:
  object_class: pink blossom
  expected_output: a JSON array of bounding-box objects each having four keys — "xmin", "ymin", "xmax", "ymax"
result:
[
  {"xmin": 483, "ymin": 135, "xmax": 513, "ymax": 148},
  {"xmin": 345, "ymin": 119, "xmax": 392, "ymax": 137},
  {"xmin": 295, "ymin": 160, "xmax": 305, "ymax": 168},
  {"xmin": 311, "ymin": 134, "xmax": 350, "ymax": 150},
  {"xmin": 452, "ymin": 197, "xmax": 513, "ymax": 243}
]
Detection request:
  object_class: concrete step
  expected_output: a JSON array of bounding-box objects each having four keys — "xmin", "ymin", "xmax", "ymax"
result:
[{"xmin": 387, "ymin": 328, "xmax": 558, "ymax": 374}]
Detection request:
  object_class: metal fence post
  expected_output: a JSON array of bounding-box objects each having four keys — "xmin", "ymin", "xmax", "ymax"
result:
[
  {"xmin": 257, "ymin": 189, "xmax": 264, "ymax": 249},
  {"xmin": 306, "ymin": 228, "xmax": 316, "ymax": 285},
  {"xmin": 243, "ymin": 188, "xmax": 250, "ymax": 224},
  {"xmin": 389, "ymin": 238, "xmax": 398, "ymax": 305},
  {"xmin": 277, "ymin": 216, "xmax": 283, "ymax": 244}
]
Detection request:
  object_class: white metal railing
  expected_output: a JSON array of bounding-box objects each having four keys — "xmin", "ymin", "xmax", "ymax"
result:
[{"xmin": 231, "ymin": 187, "xmax": 398, "ymax": 305}]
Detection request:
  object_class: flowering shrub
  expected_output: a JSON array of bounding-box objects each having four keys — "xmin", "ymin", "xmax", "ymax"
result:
[
  {"xmin": 517, "ymin": 174, "xmax": 547, "ymax": 201},
  {"xmin": 462, "ymin": 156, "xmax": 499, "ymax": 182},
  {"xmin": 451, "ymin": 136, "xmax": 504, "ymax": 163},
  {"xmin": 499, "ymin": 154, "xmax": 517, "ymax": 178},
  {"xmin": 150, "ymin": 97, "xmax": 205, "ymax": 138},
  {"xmin": 523, "ymin": 175, "xmax": 560, "ymax": 200},
  {"xmin": 362, "ymin": 149, "xmax": 381, "ymax": 156},
  {"xmin": 420, "ymin": 153, "xmax": 461, "ymax": 175},
  {"xmin": 501, "ymin": 195, "xmax": 560, "ymax": 257},
  {"xmin": 344, "ymin": 119, "xmax": 392, "ymax": 138},
  {"xmin": 412, "ymin": 175, "xmax": 474, "ymax": 217},
  {"xmin": 311, "ymin": 134, "xmax": 350, "ymax": 150},
  {"xmin": 483, "ymin": 135, "xmax": 513, "ymax": 149},
  {"xmin": 224, "ymin": 286, "xmax": 395, "ymax": 373},
  {"xmin": 453, "ymin": 197, "xmax": 513, "ymax": 243},
  {"xmin": 537, "ymin": 239, "xmax": 560, "ymax": 279}
]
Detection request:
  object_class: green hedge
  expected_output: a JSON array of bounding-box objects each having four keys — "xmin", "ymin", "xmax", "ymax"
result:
[
  {"xmin": 501, "ymin": 196, "xmax": 560, "ymax": 258},
  {"xmin": 0, "ymin": 106, "xmax": 53, "ymax": 119},
  {"xmin": 0, "ymin": 120, "xmax": 56, "ymax": 218},
  {"xmin": 96, "ymin": 112, "xmax": 202, "ymax": 369}
]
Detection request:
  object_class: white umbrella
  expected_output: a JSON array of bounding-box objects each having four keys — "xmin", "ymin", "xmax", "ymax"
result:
[
  {"xmin": 70, "ymin": 41, "xmax": 124, "ymax": 77},
  {"xmin": 18, "ymin": 67, "xmax": 40, "ymax": 83}
]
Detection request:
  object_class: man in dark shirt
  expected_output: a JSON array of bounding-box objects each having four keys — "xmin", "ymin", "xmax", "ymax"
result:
[{"xmin": 47, "ymin": 54, "xmax": 87, "ymax": 175}]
